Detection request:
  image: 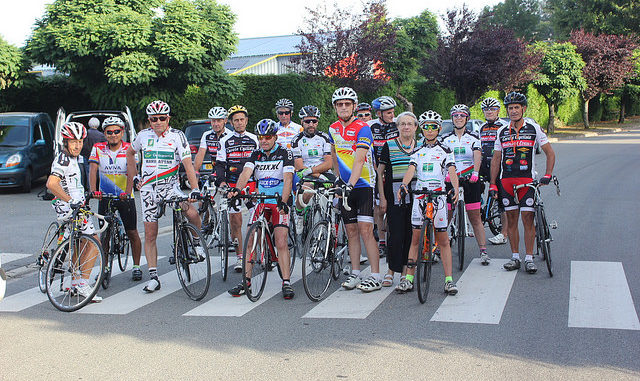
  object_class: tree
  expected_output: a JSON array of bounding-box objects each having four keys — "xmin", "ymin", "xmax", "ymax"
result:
[
  {"xmin": 0, "ymin": 36, "xmax": 23, "ymax": 90},
  {"xmin": 479, "ymin": 0, "xmax": 552, "ymax": 41},
  {"xmin": 532, "ymin": 41, "xmax": 586, "ymax": 133},
  {"xmin": 570, "ymin": 29, "xmax": 638, "ymax": 128},
  {"xmin": 294, "ymin": 0, "xmax": 396, "ymax": 94},
  {"xmin": 548, "ymin": 0, "xmax": 640, "ymax": 39},
  {"xmin": 26, "ymin": 0, "xmax": 239, "ymax": 113},
  {"xmin": 423, "ymin": 5, "xmax": 539, "ymax": 106},
  {"xmin": 619, "ymin": 49, "xmax": 640, "ymax": 123}
]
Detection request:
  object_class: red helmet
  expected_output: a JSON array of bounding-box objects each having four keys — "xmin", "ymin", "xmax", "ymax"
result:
[{"xmin": 61, "ymin": 122, "xmax": 87, "ymax": 140}]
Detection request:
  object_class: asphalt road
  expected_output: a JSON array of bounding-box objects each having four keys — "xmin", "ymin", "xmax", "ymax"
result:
[{"xmin": 0, "ymin": 130, "xmax": 639, "ymax": 380}]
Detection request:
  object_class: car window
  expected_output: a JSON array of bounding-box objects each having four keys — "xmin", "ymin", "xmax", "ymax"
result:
[
  {"xmin": 33, "ymin": 122, "xmax": 43, "ymax": 142},
  {"xmin": 185, "ymin": 123, "xmax": 210, "ymax": 141},
  {"xmin": 0, "ymin": 125, "xmax": 29, "ymax": 146}
]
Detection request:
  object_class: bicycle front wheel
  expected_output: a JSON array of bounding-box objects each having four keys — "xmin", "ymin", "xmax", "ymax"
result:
[
  {"xmin": 219, "ymin": 211, "xmax": 230, "ymax": 281},
  {"xmin": 302, "ymin": 221, "xmax": 333, "ymax": 301},
  {"xmin": 486, "ymin": 197, "xmax": 502, "ymax": 236},
  {"xmin": 536, "ymin": 205, "xmax": 553, "ymax": 277},
  {"xmin": 100, "ymin": 226, "xmax": 115, "ymax": 290},
  {"xmin": 456, "ymin": 201, "xmax": 466, "ymax": 271},
  {"xmin": 46, "ymin": 234, "xmax": 104, "ymax": 312},
  {"xmin": 416, "ymin": 221, "xmax": 434, "ymax": 304},
  {"xmin": 175, "ymin": 223, "xmax": 211, "ymax": 301},
  {"xmin": 39, "ymin": 221, "xmax": 60, "ymax": 293},
  {"xmin": 331, "ymin": 217, "xmax": 347, "ymax": 280},
  {"xmin": 243, "ymin": 222, "xmax": 268, "ymax": 302},
  {"xmin": 202, "ymin": 200, "xmax": 218, "ymax": 249},
  {"xmin": 117, "ymin": 226, "xmax": 130, "ymax": 272},
  {"xmin": 286, "ymin": 224, "xmax": 298, "ymax": 274}
]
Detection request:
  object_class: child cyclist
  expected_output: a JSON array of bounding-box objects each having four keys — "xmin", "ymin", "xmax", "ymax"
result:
[{"xmin": 396, "ymin": 111, "xmax": 460, "ymax": 295}]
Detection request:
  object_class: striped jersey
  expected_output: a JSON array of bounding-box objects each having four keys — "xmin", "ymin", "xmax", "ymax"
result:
[
  {"xmin": 89, "ymin": 141, "xmax": 133, "ymax": 196},
  {"xmin": 328, "ymin": 118, "xmax": 376, "ymax": 188},
  {"xmin": 378, "ymin": 139, "xmax": 417, "ymax": 206}
]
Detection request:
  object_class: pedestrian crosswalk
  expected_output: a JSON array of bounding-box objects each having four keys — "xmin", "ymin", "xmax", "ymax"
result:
[
  {"xmin": 1, "ymin": 258, "xmax": 638, "ymax": 330},
  {"xmin": 0, "ymin": 253, "xmax": 31, "ymax": 265}
]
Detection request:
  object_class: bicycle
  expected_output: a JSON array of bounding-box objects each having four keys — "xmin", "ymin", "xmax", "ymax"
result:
[
  {"xmin": 299, "ymin": 182, "xmax": 350, "ymax": 301},
  {"xmin": 480, "ymin": 178, "xmax": 502, "ymax": 236},
  {"xmin": 45, "ymin": 202, "xmax": 108, "ymax": 312},
  {"xmin": 99, "ymin": 194, "xmax": 131, "ymax": 289},
  {"xmin": 448, "ymin": 179, "xmax": 466, "ymax": 271},
  {"xmin": 513, "ymin": 176, "xmax": 560, "ymax": 277},
  {"xmin": 294, "ymin": 176, "xmax": 329, "ymax": 244},
  {"xmin": 156, "ymin": 195, "xmax": 211, "ymax": 301},
  {"xmin": 199, "ymin": 177, "xmax": 235, "ymax": 281},
  {"xmin": 37, "ymin": 220, "xmax": 66, "ymax": 293},
  {"xmin": 235, "ymin": 193, "xmax": 296, "ymax": 302}
]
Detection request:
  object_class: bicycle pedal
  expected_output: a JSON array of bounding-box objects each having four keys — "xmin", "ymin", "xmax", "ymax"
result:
[{"xmin": 549, "ymin": 221, "xmax": 558, "ymax": 229}]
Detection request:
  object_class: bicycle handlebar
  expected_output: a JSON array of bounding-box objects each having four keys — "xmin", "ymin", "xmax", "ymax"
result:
[
  {"xmin": 297, "ymin": 184, "xmax": 350, "ymax": 211},
  {"xmin": 513, "ymin": 176, "xmax": 561, "ymax": 196},
  {"xmin": 400, "ymin": 188, "xmax": 447, "ymax": 206}
]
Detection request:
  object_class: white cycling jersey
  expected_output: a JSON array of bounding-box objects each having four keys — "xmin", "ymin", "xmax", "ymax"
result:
[
  {"xmin": 50, "ymin": 151, "xmax": 84, "ymax": 201},
  {"xmin": 275, "ymin": 121, "xmax": 303, "ymax": 150},
  {"xmin": 290, "ymin": 131, "xmax": 332, "ymax": 168},
  {"xmin": 409, "ymin": 141, "xmax": 455, "ymax": 191},
  {"xmin": 440, "ymin": 130, "xmax": 480, "ymax": 178}
]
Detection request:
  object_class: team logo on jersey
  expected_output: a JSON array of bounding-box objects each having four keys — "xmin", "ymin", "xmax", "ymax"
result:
[
  {"xmin": 259, "ymin": 178, "xmax": 280, "ymax": 187},
  {"xmin": 520, "ymin": 160, "xmax": 527, "ymax": 165},
  {"xmin": 346, "ymin": 130, "xmax": 356, "ymax": 137},
  {"xmin": 505, "ymin": 159, "xmax": 513, "ymax": 165},
  {"xmin": 148, "ymin": 139, "xmax": 154, "ymax": 147},
  {"xmin": 422, "ymin": 163, "xmax": 434, "ymax": 172},
  {"xmin": 454, "ymin": 147, "xmax": 466, "ymax": 155},
  {"xmin": 503, "ymin": 199, "xmax": 510, "ymax": 206},
  {"xmin": 526, "ymin": 198, "xmax": 534, "ymax": 206}
]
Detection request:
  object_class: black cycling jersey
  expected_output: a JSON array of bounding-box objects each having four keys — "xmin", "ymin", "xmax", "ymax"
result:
[
  {"xmin": 479, "ymin": 119, "xmax": 507, "ymax": 178},
  {"xmin": 368, "ymin": 118, "xmax": 399, "ymax": 162},
  {"xmin": 199, "ymin": 130, "xmax": 227, "ymax": 164},
  {"xmin": 245, "ymin": 144, "xmax": 295, "ymax": 198},
  {"xmin": 494, "ymin": 120, "xmax": 549, "ymax": 179},
  {"xmin": 215, "ymin": 131, "xmax": 259, "ymax": 184}
]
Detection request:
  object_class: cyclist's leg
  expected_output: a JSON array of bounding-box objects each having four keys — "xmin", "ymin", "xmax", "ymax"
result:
[
  {"xmin": 182, "ymin": 201, "xmax": 202, "ymax": 229},
  {"xmin": 521, "ymin": 211, "xmax": 535, "ymax": 255},
  {"xmin": 274, "ymin": 224, "xmax": 290, "ymax": 280},
  {"xmin": 229, "ymin": 210, "xmax": 243, "ymax": 256},
  {"xmin": 433, "ymin": 195, "xmax": 452, "ymax": 278},
  {"xmin": 464, "ymin": 181, "xmax": 486, "ymax": 250},
  {"xmin": 140, "ymin": 187, "xmax": 162, "ymax": 287},
  {"xmin": 356, "ymin": 188, "xmax": 379, "ymax": 275},
  {"xmin": 342, "ymin": 194, "xmax": 361, "ymax": 272}
]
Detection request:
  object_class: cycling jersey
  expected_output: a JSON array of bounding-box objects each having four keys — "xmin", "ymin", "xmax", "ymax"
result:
[
  {"xmin": 130, "ymin": 128, "xmax": 190, "ymax": 190},
  {"xmin": 50, "ymin": 151, "xmax": 84, "ymax": 201},
  {"xmin": 199, "ymin": 129, "xmax": 227, "ymax": 163},
  {"xmin": 244, "ymin": 144, "xmax": 294, "ymax": 197},
  {"xmin": 479, "ymin": 119, "xmax": 508, "ymax": 178},
  {"xmin": 290, "ymin": 131, "xmax": 332, "ymax": 168},
  {"xmin": 215, "ymin": 131, "xmax": 259, "ymax": 184},
  {"xmin": 328, "ymin": 119, "xmax": 376, "ymax": 189},
  {"xmin": 409, "ymin": 141, "xmax": 455, "ymax": 192},
  {"xmin": 440, "ymin": 130, "xmax": 481, "ymax": 178},
  {"xmin": 494, "ymin": 120, "xmax": 549, "ymax": 179},
  {"xmin": 368, "ymin": 118, "xmax": 398, "ymax": 162},
  {"xmin": 275, "ymin": 121, "xmax": 303, "ymax": 150},
  {"xmin": 89, "ymin": 141, "xmax": 132, "ymax": 196}
]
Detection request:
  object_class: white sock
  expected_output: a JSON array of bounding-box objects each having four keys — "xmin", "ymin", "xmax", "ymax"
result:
[
  {"xmin": 352, "ymin": 269, "xmax": 361, "ymax": 277},
  {"xmin": 525, "ymin": 255, "xmax": 533, "ymax": 262},
  {"xmin": 512, "ymin": 253, "xmax": 520, "ymax": 260},
  {"xmin": 370, "ymin": 273, "xmax": 381, "ymax": 281}
]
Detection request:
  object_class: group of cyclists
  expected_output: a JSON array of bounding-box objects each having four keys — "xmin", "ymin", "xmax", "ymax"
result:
[{"xmin": 46, "ymin": 85, "xmax": 555, "ymax": 303}]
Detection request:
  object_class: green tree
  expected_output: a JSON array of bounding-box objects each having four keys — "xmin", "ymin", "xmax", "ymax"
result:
[
  {"xmin": 26, "ymin": 0, "xmax": 239, "ymax": 116},
  {"xmin": 548, "ymin": 0, "xmax": 640, "ymax": 39},
  {"xmin": 532, "ymin": 41, "xmax": 586, "ymax": 133},
  {"xmin": 0, "ymin": 36, "xmax": 23, "ymax": 90},
  {"xmin": 479, "ymin": 0, "xmax": 552, "ymax": 41}
]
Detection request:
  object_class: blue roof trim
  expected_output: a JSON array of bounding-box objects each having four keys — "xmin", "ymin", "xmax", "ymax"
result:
[{"xmin": 231, "ymin": 35, "xmax": 304, "ymax": 57}]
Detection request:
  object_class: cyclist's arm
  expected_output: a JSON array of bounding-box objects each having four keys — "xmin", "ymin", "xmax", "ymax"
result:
[
  {"xmin": 294, "ymin": 157, "xmax": 305, "ymax": 172},
  {"xmin": 347, "ymin": 147, "xmax": 367, "ymax": 186},
  {"xmin": 125, "ymin": 145, "xmax": 138, "ymax": 194},
  {"xmin": 448, "ymin": 165, "xmax": 459, "ymax": 190},
  {"xmin": 193, "ymin": 147, "xmax": 207, "ymax": 174},
  {"xmin": 312, "ymin": 154, "xmax": 332, "ymax": 175},
  {"xmin": 541, "ymin": 143, "xmax": 555, "ymax": 177},
  {"xmin": 331, "ymin": 145, "xmax": 340, "ymax": 178},
  {"xmin": 234, "ymin": 166, "xmax": 253, "ymax": 192},
  {"xmin": 282, "ymin": 171, "xmax": 293, "ymax": 205},
  {"xmin": 398, "ymin": 164, "xmax": 416, "ymax": 202},
  {"xmin": 489, "ymin": 150, "xmax": 502, "ymax": 185},
  {"xmin": 473, "ymin": 148, "xmax": 482, "ymax": 173},
  {"xmin": 181, "ymin": 156, "xmax": 199, "ymax": 190},
  {"xmin": 89, "ymin": 162, "xmax": 99, "ymax": 194},
  {"xmin": 377, "ymin": 162, "xmax": 386, "ymax": 202},
  {"xmin": 46, "ymin": 175, "xmax": 71, "ymax": 203}
]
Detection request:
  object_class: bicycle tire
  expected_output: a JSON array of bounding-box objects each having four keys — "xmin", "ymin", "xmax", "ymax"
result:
[
  {"xmin": 536, "ymin": 205, "xmax": 553, "ymax": 277},
  {"xmin": 457, "ymin": 200, "xmax": 466, "ymax": 271},
  {"xmin": 302, "ymin": 221, "xmax": 333, "ymax": 301},
  {"xmin": 286, "ymin": 225, "xmax": 298, "ymax": 274},
  {"xmin": 243, "ymin": 222, "xmax": 268, "ymax": 302},
  {"xmin": 202, "ymin": 200, "xmax": 218, "ymax": 249},
  {"xmin": 175, "ymin": 223, "xmax": 211, "ymax": 301},
  {"xmin": 332, "ymin": 218, "xmax": 347, "ymax": 279},
  {"xmin": 219, "ymin": 211, "xmax": 230, "ymax": 281},
  {"xmin": 100, "ymin": 226, "xmax": 114, "ymax": 290},
  {"xmin": 46, "ymin": 234, "xmax": 104, "ymax": 312},
  {"xmin": 416, "ymin": 220, "xmax": 434, "ymax": 304},
  {"xmin": 39, "ymin": 221, "xmax": 60, "ymax": 293},
  {"xmin": 486, "ymin": 197, "xmax": 503, "ymax": 236},
  {"xmin": 117, "ymin": 226, "xmax": 130, "ymax": 272}
]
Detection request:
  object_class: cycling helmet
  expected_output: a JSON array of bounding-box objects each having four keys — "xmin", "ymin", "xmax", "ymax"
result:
[
  {"xmin": 208, "ymin": 106, "xmax": 228, "ymax": 119},
  {"xmin": 418, "ymin": 110, "xmax": 442, "ymax": 127},
  {"xmin": 503, "ymin": 91, "xmax": 528, "ymax": 106},
  {"xmin": 481, "ymin": 97, "xmax": 501, "ymax": 109},
  {"xmin": 373, "ymin": 96, "xmax": 396, "ymax": 111},
  {"xmin": 228, "ymin": 105, "xmax": 248, "ymax": 118},
  {"xmin": 255, "ymin": 119, "xmax": 279, "ymax": 136},
  {"xmin": 61, "ymin": 122, "xmax": 87, "ymax": 140},
  {"xmin": 299, "ymin": 105, "xmax": 321, "ymax": 119},
  {"xmin": 146, "ymin": 100, "xmax": 170, "ymax": 116},
  {"xmin": 450, "ymin": 104, "xmax": 470, "ymax": 117},
  {"xmin": 332, "ymin": 87, "xmax": 358, "ymax": 105},
  {"xmin": 275, "ymin": 98, "xmax": 294, "ymax": 111},
  {"xmin": 356, "ymin": 102, "xmax": 371, "ymax": 112},
  {"xmin": 102, "ymin": 116, "xmax": 125, "ymax": 129}
]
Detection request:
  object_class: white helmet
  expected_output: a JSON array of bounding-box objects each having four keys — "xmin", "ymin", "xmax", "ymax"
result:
[
  {"xmin": 332, "ymin": 87, "xmax": 358, "ymax": 105},
  {"xmin": 208, "ymin": 106, "xmax": 228, "ymax": 119},
  {"xmin": 146, "ymin": 100, "xmax": 171, "ymax": 116},
  {"xmin": 61, "ymin": 122, "xmax": 87, "ymax": 140},
  {"xmin": 374, "ymin": 96, "xmax": 396, "ymax": 111},
  {"xmin": 299, "ymin": 105, "xmax": 321, "ymax": 119},
  {"xmin": 102, "ymin": 116, "xmax": 125, "ymax": 129},
  {"xmin": 275, "ymin": 98, "xmax": 294, "ymax": 111},
  {"xmin": 481, "ymin": 97, "xmax": 501, "ymax": 109},
  {"xmin": 450, "ymin": 104, "xmax": 470, "ymax": 117},
  {"xmin": 418, "ymin": 110, "xmax": 442, "ymax": 127}
]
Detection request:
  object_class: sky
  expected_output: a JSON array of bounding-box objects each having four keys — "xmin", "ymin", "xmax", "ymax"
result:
[{"xmin": 0, "ymin": 0, "xmax": 502, "ymax": 47}]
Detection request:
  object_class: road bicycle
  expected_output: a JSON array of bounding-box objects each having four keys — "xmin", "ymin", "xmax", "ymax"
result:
[
  {"xmin": 99, "ymin": 195, "xmax": 131, "ymax": 289},
  {"xmin": 513, "ymin": 176, "xmax": 560, "ymax": 277},
  {"xmin": 480, "ymin": 177, "xmax": 503, "ymax": 236},
  {"xmin": 448, "ymin": 180, "xmax": 466, "ymax": 271},
  {"xmin": 298, "ymin": 181, "xmax": 350, "ymax": 301},
  {"xmin": 293, "ymin": 176, "xmax": 329, "ymax": 246},
  {"xmin": 156, "ymin": 195, "xmax": 211, "ymax": 301},
  {"xmin": 38, "ymin": 220, "xmax": 66, "ymax": 293},
  {"xmin": 199, "ymin": 177, "xmax": 235, "ymax": 281}
]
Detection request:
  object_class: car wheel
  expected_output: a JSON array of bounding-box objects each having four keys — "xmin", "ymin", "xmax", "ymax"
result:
[{"xmin": 22, "ymin": 169, "xmax": 32, "ymax": 193}]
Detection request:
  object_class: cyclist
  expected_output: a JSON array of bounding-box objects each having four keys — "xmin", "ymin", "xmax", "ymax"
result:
[
  {"xmin": 396, "ymin": 110, "xmax": 460, "ymax": 295},
  {"xmin": 489, "ymin": 92, "xmax": 556, "ymax": 274},
  {"xmin": 215, "ymin": 105, "xmax": 259, "ymax": 272},
  {"xmin": 329, "ymin": 87, "xmax": 381, "ymax": 292},
  {"xmin": 227, "ymin": 119, "xmax": 295, "ymax": 299},
  {"xmin": 369, "ymin": 96, "xmax": 398, "ymax": 258},
  {"xmin": 274, "ymin": 98, "xmax": 303, "ymax": 150},
  {"xmin": 441, "ymin": 104, "xmax": 489, "ymax": 265},
  {"xmin": 291, "ymin": 105, "xmax": 333, "ymax": 229},
  {"xmin": 194, "ymin": 106, "xmax": 228, "ymax": 180},
  {"xmin": 356, "ymin": 102, "xmax": 373, "ymax": 123},
  {"xmin": 479, "ymin": 97, "xmax": 509, "ymax": 245},
  {"xmin": 125, "ymin": 100, "xmax": 203, "ymax": 293},
  {"xmin": 88, "ymin": 116, "xmax": 143, "ymax": 281},
  {"xmin": 46, "ymin": 122, "xmax": 102, "ymax": 302},
  {"xmin": 377, "ymin": 111, "xmax": 420, "ymax": 288}
]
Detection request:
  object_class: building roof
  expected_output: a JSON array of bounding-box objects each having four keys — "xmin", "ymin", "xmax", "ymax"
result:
[{"xmin": 231, "ymin": 35, "xmax": 304, "ymax": 58}]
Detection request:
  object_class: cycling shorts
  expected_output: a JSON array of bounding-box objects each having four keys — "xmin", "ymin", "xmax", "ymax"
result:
[
  {"xmin": 228, "ymin": 181, "xmax": 256, "ymax": 214},
  {"xmin": 341, "ymin": 187, "xmax": 374, "ymax": 224},
  {"xmin": 98, "ymin": 198, "xmax": 138, "ymax": 231},
  {"xmin": 140, "ymin": 181, "xmax": 176, "ymax": 223},
  {"xmin": 446, "ymin": 180, "xmax": 484, "ymax": 210},
  {"xmin": 500, "ymin": 177, "xmax": 535, "ymax": 212},
  {"xmin": 411, "ymin": 194, "xmax": 447, "ymax": 231},
  {"xmin": 51, "ymin": 199, "xmax": 96, "ymax": 235},
  {"xmin": 249, "ymin": 203, "xmax": 290, "ymax": 229}
]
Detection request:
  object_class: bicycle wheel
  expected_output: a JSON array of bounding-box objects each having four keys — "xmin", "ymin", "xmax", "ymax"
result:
[
  {"xmin": 219, "ymin": 211, "xmax": 230, "ymax": 281},
  {"xmin": 416, "ymin": 220, "xmax": 434, "ymax": 304},
  {"xmin": 243, "ymin": 222, "xmax": 268, "ymax": 302},
  {"xmin": 286, "ymin": 225, "xmax": 298, "ymax": 274},
  {"xmin": 39, "ymin": 221, "xmax": 60, "ymax": 293},
  {"xmin": 117, "ymin": 225, "xmax": 130, "ymax": 272},
  {"xmin": 100, "ymin": 226, "xmax": 114, "ymax": 290},
  {"xmin": 456, "ymin": 200, "xmax": 466, "ymax": 271},
  {"xmin": 536, "ymin": 205, "xmax": 553, "ymax": 277},
  {"xmin": 46, "ymin": 234, "xmax": 103, "ymax": 312},
  {"xmin": 302, "ymin": 221, "xmax": 332, "ymax": 301},
  {"xmin": 331, "ymin": 217, "xmax": 347, "ymax": 279},
  {"xmin": 202, "ymin": 200, "xmax": 218, "ymax": 249},
  {"xmin": 486, "ymin": 197, "xmax": 503, "ymax": 236},
  {"xmin": 175, "ymin": 223, "xmax": 211, "ymax": 301}
]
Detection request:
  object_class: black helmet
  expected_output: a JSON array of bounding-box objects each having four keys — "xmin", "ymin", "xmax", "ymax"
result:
[{"xmin": 503, "ymin": 92, "xmax": 528, "ymax": 107}]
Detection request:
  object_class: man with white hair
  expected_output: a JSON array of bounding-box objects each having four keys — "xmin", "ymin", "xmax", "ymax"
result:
[{"xmin": 80, "ymin": 117, "xmax": 106, "ymax": 187}]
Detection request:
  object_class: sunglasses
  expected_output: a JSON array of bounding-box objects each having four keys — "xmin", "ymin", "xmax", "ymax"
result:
[
  {"xmin": 482, "ymin": 107, "xmax": 500, "ymax": 112},
  {"xmin": 451, "ymin": 113, "xmax": 468, "ymax": 118},
  {"xmin": 357, "ymin": 113, "xmax": 371, "ymax": 118},
  {"xmin": 277, "ymin": 111, "xmax": 291, "ymax": 115},
  {"xmin": 105, "ymin": 130, "xmax": 122, "ymax": 135},
  {"xmin": 258, "ymin": 135, "xmax": 275, "ymax": 141},
  {"xmin": 421, "ymin": 123, "xmax": 440, "ymax": 131},
  {"xmin": 303, "ymin": 119, "xmax": 318, "ymax": 124},
  {"xmin": 149, "ymin": 116, "xmax": 168, "ymax": 122}
]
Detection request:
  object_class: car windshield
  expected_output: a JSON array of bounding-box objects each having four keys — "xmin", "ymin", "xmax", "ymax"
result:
[
  {"xmin": 440, "ymin": 120, "xmax": 473, "ymax": 136},
  {"xmin": 0, "ymin": 125, "xmax": 29, "ymax": 147},
  {"xmin": 185, "ymin": 123, "xmax": 211, "ymax": 141}
]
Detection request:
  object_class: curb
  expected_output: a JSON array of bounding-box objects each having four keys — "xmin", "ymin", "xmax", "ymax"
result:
[{"xmin": 548, "ymin": 127, "xmax": 626, "ymax": 142}]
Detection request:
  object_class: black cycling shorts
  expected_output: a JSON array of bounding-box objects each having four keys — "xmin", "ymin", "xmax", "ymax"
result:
[
  {"xmin": 446, "ymin": 179, "xmax": 483, "ymax": 209},
  {"xmin": 98, "ymin": 198, "xmax": 138, "ymax": 232},
  {"xmin": 341, "ymin": 187, "xmax": 374, "ymax": 224}
]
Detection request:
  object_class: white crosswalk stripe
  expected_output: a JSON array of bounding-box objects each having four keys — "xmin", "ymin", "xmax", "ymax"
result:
[{"xmin": 0, "ymin": 253, "xmax": 31, "ymax": 265}]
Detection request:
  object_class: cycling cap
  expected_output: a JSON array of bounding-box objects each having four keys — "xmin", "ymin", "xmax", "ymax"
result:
[
  {"xmin": 275, "ymin": 98, "xmax": 294, "ymax": 111},
  {"xmin": 299, "ymin": 105, "xmax": 321, "ymax": 119},
  {"xmin": 61, "ymin": 122, "xmax": 87, "ymax": 140},
  {"xmin": 228, "ymin": 105, "xmax": 248, "ymax": 118},
  {"xmin": 332, "ymin": 87, "xmax": 358, "ymax": 105},
  {"xmin": 481, "ymin": 97, "xmax": 501, "ymax": 109},
  {"xmin": 503, "ymin": 92, "xmax": 528, "ymax": 106},
  {"xmin": 418, "ymin": 110, "xmax": 442, "ymax": 127},
  {"xmin": 102, "ymin": 116, "xmax": 125, "ymax": 129},
  {"xmin": 146, "ymin": 100, "xmax": 170, "ymax": 116},
  {"xmin": 255, "ymin": 119, "xmax": 279, "ymax": 136},
  {"xmin": 208, "ymin": 107, "xmax": 228, "ymax": 119},
  {"xmin": 450, "ymin": 104, "xmax": 470, "ymax": 117},
  {"xmin": 373, "ymin": 96, "xmax": 396, "ymax": 111},
  {"xmin": 356, "ymin": 102, "xmax": 372, "ymax": 112}
]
